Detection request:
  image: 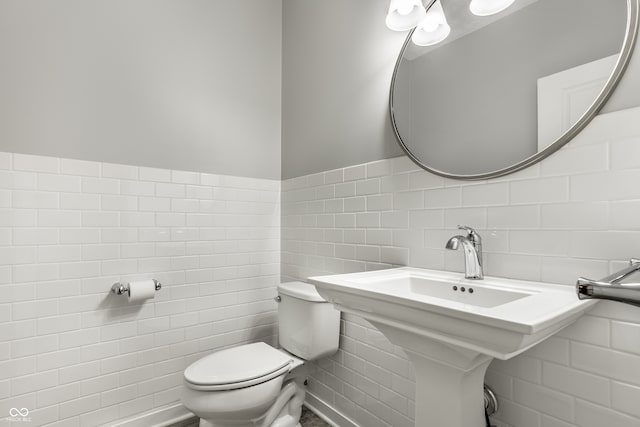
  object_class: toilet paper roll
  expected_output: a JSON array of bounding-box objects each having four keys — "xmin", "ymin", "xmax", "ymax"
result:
[{"xmin": 127, "ymin": 279, "xmax": 156, "ymax": 302}]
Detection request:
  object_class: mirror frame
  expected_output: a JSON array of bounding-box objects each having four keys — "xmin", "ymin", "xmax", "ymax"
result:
[{"xmin": 389, "ymin": 0, "xmax": 640, "ymax": 180}]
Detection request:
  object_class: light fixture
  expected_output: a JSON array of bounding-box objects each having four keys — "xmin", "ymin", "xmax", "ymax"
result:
[
  {"xmin": 469, "ymin": 0, "xmax": 515, "ymax": 16},
  {"xmin": 385, "ymin": 0, "xmax": 515, "ymax": 47},
  {"xmin": 411, "ymin": 0, "xmax": 451, "ymax": 46},
  {"xmin": 385, "ymin": 0, "xmax": 427, "ymax": 31}
]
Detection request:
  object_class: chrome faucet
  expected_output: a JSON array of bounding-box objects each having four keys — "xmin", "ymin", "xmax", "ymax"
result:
[{"xmin": 445, "ymin": 225, "xmax": 483, "ymax": 280}]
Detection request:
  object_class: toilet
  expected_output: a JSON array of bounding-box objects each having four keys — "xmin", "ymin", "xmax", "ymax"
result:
[{"xmin": 181, "ymin": 281, "xmax": 340, "ymax": 427}]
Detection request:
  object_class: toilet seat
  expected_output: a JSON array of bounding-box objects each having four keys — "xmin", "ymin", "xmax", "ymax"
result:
[{"xmin": 184, "ymin": 342, "xmax": 294, "ymax": 392}]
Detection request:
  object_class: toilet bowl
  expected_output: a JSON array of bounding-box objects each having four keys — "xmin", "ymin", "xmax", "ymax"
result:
[{"xmin": 181, "ymin": 282, "xmax": 340, "ymax": 427}]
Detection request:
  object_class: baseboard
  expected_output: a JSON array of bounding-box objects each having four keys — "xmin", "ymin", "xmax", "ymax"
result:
[
  {"xmin": 304, "ymin": 393, "xmax": 360, "ymax": 427},
  {"xmin": 108, "ymin": 402, "xmax": 194, "ymax": 427}
]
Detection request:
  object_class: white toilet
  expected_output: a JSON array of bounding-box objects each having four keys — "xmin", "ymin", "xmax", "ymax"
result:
[{"xmin": 181, "ymin": 281, "xmax": 340, "ymax": 427}]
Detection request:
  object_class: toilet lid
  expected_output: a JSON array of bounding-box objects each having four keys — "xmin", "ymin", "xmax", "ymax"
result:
[{"xmin": 184, "ymin": 342, "xmax": 293, "ymax": 386}]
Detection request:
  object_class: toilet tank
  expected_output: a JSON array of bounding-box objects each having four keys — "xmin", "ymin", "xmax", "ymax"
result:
[{"xmin": 277, "ymin": 281, "xmax": 340, "ymax": 361}]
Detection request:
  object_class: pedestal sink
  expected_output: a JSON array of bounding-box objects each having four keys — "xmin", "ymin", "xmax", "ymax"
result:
[{"xmin": 309, "ymin": 267, "xmax": 596, "ymax": 427}]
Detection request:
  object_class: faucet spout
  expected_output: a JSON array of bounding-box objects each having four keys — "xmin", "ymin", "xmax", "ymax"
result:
[{"xmin": 445, "ymin": 226, "xmax": 483, "ymax": 280}]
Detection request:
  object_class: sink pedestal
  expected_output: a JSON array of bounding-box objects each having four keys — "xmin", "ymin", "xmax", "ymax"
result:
[{"xmin": 374, "ymin": 323, "xmax": 493, "ymax": 427}]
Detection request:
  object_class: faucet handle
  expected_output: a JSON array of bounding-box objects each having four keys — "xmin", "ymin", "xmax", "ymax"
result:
[{"xmin": 457, "ymin": 225, "xmax": 477, "ymax": 236}]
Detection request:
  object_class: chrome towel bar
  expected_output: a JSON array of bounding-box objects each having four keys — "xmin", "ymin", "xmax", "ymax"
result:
[{"xmin": 576, "ymin": 258, "xmax": 640, "ymax": 307}]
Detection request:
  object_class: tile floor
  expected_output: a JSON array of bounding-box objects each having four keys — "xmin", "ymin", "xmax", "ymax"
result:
[{"xmin": 171, "ymin": 407, "xmax": 330, "ymax": 427}]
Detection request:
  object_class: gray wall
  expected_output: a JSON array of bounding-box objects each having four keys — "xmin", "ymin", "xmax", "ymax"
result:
[
  {"xmin": 281, "ymin": 0, "xmax": 406, "ymax": 180},
  {"xmin": 0, "ymin": 0, "xmax": 282, "ymax": 179},
  {"xmin": 281, "ymin": 0, "xmax": 640, "ymax": 179}
]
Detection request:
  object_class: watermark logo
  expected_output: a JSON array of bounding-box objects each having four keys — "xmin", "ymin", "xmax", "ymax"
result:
[{"xmin": 5, "ymin": 408, "xmax": 31, "ymax": 423}]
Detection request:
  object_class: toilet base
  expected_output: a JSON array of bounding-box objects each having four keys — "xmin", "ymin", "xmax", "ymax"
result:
[{"xmin": 196, "ymin": 376, "xmax": 306, "ymax": 427}]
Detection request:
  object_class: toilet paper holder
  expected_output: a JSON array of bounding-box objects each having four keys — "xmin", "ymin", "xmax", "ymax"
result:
[{"xmin": 110, "ymin": 279, "xmax": 162, "ymax": 296}]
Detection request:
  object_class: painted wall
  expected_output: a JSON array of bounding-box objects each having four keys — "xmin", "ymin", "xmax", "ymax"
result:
[
  {"xmin": 0, "ymin": 0, "xmax": 282, "ymax": 180},
  {"xmin": 0, "ymin": 152, "xmax": 280, "ymax": 426},
  {"xmin": 282, "ymin": 106, "xmax": 640, "ymax": 427},
  {"xmin": 281, "ymin": 0, "xmax": 640, "ymax": 179},
  {"xmin": 281, "ymin": 0, "xmax": 406, "ymax": 180}
]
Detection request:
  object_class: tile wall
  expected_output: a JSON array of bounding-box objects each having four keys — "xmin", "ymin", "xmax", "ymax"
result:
[
  {"xmin": 282, "ymin": 107, "xmax": 640, "ymax": 427},
  {"xmin": 0, "ymin": 152, "xmax": 280, "ymax": 426}
]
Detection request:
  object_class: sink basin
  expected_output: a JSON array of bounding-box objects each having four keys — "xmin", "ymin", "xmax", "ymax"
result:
[{"xmin": 309, "ymin": 267, "xmax": 596, "ymax": 427}]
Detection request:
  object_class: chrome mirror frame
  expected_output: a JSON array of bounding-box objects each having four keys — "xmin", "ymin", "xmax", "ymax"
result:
[{"xmin": 389, "ymin": 0, "xmax": 640, "ymax": 181}]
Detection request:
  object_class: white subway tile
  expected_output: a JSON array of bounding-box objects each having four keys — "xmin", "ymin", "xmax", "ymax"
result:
[
  {"xmin": 38, "ymin": 211, "xmax": 82, "ymax": 227},
  {"xmin": 12, "ymin": 228, "xmax": 58, "ymax": 246},
  {"xmin": 541, "ymin": 143, "xmax": 608, "ymax": 176},
  {"xmin": 37, "ymin": 383, "xmax": 80, "ymax": 408},
  {"xmin": 424, "ymin": 187, "xmax": 461, "ymax": 208},
  {"xmin": 344, "ymin": 165, "xmax": 366, "ymax": 182},
  {"xmin": 120, "ymin": 212, "xmax": 154, "ymax": 227},
  {"xmin": 356, "ymin": 178, "xmax": 380, "ymax": 196},
  {"xmin": 324, "ymin": 169, "xmax": 344, "ymax": 184},
  {"xmin": 542, "ymin": 362, "xmax": 609, "ymax": 404},
  {"xmin": 37, "ymin": 314, "xmax": 81, "ymax": 335},
  {"xmin": 462, "ymin": 182, "xmax": 509, "ymax": 206},
  {"xmin": 38, "ymin": 245, "xmax": 82, "ymax": 263},
  {"xmin": 0, "ymin": 246, "xmax": 36, "ymax": 265},
  {"xmin": 394, "ymin": 191, "xmax": 423, "ymax": 210},
  {"xmin": 101, "ymin": 195, "xmax": 138, "ymax": 211},
  {"xmin": 575, "ymin": 399, "xmax": 640, "ymax": 427},
  {"xmin": 11, "ymin": 369, "xmax": 58, "ymax": 395},
  {"xmin": 60, "ymin": 228, "xmax": 100, "ymax": 244},
  {"xmin": 610, "ymin": 136, "xmax": 640, "ymax": 170},
  {"xmin": 541, "ymin": 202, "xmax": 609, "ymax": 230},
  {"xmin": 60, "ymin": 158, "xmax": 100, "ymax": 176},
  {"xmin": 511, "ymin": 177, "xmax": 568, "ymax": 205},
  {"xmin": 569, "ymin": 231, "xmax": 640, "ymax": 259},
  {"xmin": 509, "ymin": 230, "xmax": 569, "ymax": 256},
  {"xmin": 0, "ymin": 357, "xmax": 36, "ymax": 380},
  {"xmin": 571, "ymin": 170, "xmax": 640, "ymax": 201},
  {"xmin": 487, "ymin": 205, "xmax": 539, "ymax": 229},
  {"xmin": 13, "ymin": 153, "xmax": 59, "ymax": 173},
  {"xmin": 0, "ymin": 209, "xmax": 37, "ymax": 227},
  {"xmin": 611, "ymin": 381, "xmax": 640, "ymax": 418},
  {"xmin": 485, "ymin": 253, "xmax": 541, "ymax": 281},
  {"xmin": 367, "ymin": 160, "xmax": 392, "ymax": 178},
  {"xmin": 572, "ymin": 342, "xmax": 640, "ymax": 386},
  {"xmin": 139, "ymin": 167, "xmax": 171, "ymax": 182},
  {"xmin": 38, "ymin": 173, "xmax": 82, "ymax": 192},
  {"xmin": 513, "ymin": 379, "xmax": 574, "ymax": 421},
  {"xmin": 0, "ymin": 171, "xmax": 37, "ymax": 190},
  {"xmin": 156, "ymin": 183, "xmax": 185, "ymax": 198},
  {"xmin": 120, "ymin": 180, "xmax": 154, "ymax": 196},
  {"xmin": 81, "ymin": 177, "xmax": 119, "ymax": 194},
  {"xmin": 611, "ymin": 321, "xmax": 640, "ymax": 355},
  {"xmin": 59, "ymin": 394, "xmax": 101, "ymax": 419},
  {"xmin": 59, "ymin": 262, "xmax": 100, "ymax": 279},
  {"xmin": 344, "ymin": 197, "xmax": 366, "ymax": 213},
  {"xmin": 408, "ymin": 171, "xmax": 443, "ymax": 190},
  {"xmin": 0, "ymin": 152, "xmax": 11, "ymax": 169},
  {"xmin": 356, "ymin": 212, "xmax": 379, "ymax": 228},
  {"xmin": 380, "ymin": 173, "xmax": 409, "ymax": 193},
  {"xmin": 12, "ymin": 335, "xmax": 58, "ymax": 358},
  {"xmin": 367, "ymin": 194, "xmax": 393, "ymax": 211},
  {"xmin": 12, "ymin": 300, "xmax": 58, "ymax": 320},
  {"xmin": 60, "ymin": 193, "xmax": 100, "ymax": 210},
  {"xmin": 100, "ymin": 228, "xmax": 138, "ymax": 243},
  {"xmin": 101, "ymin": 163, "xmax": 138, "ymax": 180}
]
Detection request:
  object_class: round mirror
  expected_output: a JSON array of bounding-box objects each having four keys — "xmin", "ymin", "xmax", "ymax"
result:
[{"xmin": 390, "ymin": 0, "xmax": 639, "ymax": 179}]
